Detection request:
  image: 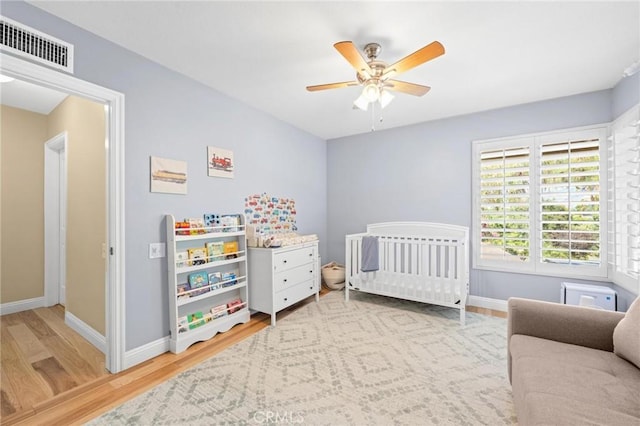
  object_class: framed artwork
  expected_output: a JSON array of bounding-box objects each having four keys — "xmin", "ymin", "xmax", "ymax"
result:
[
  {"xmin": 208, "ymin": 146, "xmax": 234, "ymax": 178},
  {"xmin": 150, "ymin": 156, "xmax": 187, "ymax": 194}
]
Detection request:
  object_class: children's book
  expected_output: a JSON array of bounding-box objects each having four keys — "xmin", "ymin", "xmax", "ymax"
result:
[
  {"xmin": 208, "ymin": 272, "xmax": 222, "ymax": 291},
  {"xmin": 177, "ymin": 316, "xmax": 189, "ymax": 333},
  {"xmin": 223, "ymin": 241, "xmax": 239, "ymax": 259},
  {"xmin": 206, "ymin": 241, "xmax": 224, "ymax": 262},
  {"xmin": 227, "ymin": 298, "xmax": 243, "ymax": 314},
  {"xmin": 210, "ymin": 304, "xmax": 228, "ymax": 319},
  {"xmin": 176, "ymin": 251, "xmax": 189, "ymax": 268},
  {"xmin": 220, "ymin": 214, "xmax": 239, "ymax": 232},
  {"xmin": 188, "ymin": 271, "xmax": 210, "ymax": 296},
  {"xmin": 188, "ymin": 311, "xmax": 205, "ymax": 329},
  {"xmin": 187, "ymin": 247, "xmax": 207, "ymax": 266},
  {"xmin": 221, "ymin": 271, "xmax": 237, "ymax": 287},
  {"xmin": 187, "ymin": 218, "xmax": 206, "ymax": 235},
  {"xmin": 177, "ymin": 283, "xmax": 191, "ymax": 299},
  {"xmin": 203, "ymin": 213, "xmax": 220, "ymax": 230}
]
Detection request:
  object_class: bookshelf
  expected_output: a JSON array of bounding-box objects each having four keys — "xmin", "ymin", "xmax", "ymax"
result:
[{"xmin": 166, "ymin": 214, "xmax": 250, "ymax": 353}]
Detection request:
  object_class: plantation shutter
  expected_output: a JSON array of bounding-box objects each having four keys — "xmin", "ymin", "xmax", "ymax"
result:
[
  {"xmin": 479, "ymin": 145, "xmax": 531, "ymax": 264},
  {"xmin": 609, "ymin": 106, "xmax": 640, "ymax": 291},
  {"xmin": 539, "ymin": 134, "xmax": 602, "ymax": 267}
]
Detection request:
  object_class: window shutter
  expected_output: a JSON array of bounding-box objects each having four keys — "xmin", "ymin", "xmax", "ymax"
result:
[
  {"xmin": 539, "ymin": 137, "xmax": 602, "ymax": 266},
  {"xmin": 479, "ymin": 146, "xmax": 531, "ymax": 264},
  {"xmin": 610, "ymin": 106, "xmax": 640, "ymax": 291}
]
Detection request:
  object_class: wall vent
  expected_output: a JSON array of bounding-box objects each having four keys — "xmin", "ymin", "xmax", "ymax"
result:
[{"xmin": 0, "ymin": 16, "xmax": 74, "ymax": 73}]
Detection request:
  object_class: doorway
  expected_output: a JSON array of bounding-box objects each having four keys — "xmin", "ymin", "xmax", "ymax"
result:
[{"xmin": 1, "ymin": 54, "xmax": 125, "ymax": 373}]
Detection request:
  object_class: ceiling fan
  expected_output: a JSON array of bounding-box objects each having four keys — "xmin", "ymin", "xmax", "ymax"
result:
[{"xmin": 306, "ymin": 40, "xmax": 445, "ymax": 110}]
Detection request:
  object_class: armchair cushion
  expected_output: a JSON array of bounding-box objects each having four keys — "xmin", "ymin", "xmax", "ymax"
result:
[{"xmin": 613, "ymin": 297, "xmax": 640, "ymax": 369}]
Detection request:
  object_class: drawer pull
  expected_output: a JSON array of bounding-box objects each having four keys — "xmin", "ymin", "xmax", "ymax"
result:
[
  {"xmin": 309, "ymin": 270, "xmax": 313, "ymax": 273},
  {"xmin": 284, "ymin": 297, "xmax": 288, "ymax": 302},
  {"xmin": 283, "ymin": 279, "xmax": 288, "ymax": 283},
  {"xmin": 283, "ymin": 260, "xmax": 287, "ymax": 264},
  {"xmin": 309, "ymin": 253, "xmax": 313, "ymax": 257}
]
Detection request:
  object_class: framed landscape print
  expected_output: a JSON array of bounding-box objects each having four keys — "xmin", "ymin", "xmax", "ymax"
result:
[{"xmin": 150, "ymin": 156, "xmax": 187, "ymax": 194}]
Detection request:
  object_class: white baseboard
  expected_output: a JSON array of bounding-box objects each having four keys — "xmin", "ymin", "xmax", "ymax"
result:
[
  {"xmin": 123, "ymin": 337, "xmax": 170, "ymax": 370},
  {"xmin": 467, "ymin": 295, "xmax": 508, "ymax": 313},
  {"xmin": 65, "ymin": 311, "xmax": 107, "ymax": 354},
  {"xmin": 0, "ymin": 297, "xmax": 45, "ymax": 315}
]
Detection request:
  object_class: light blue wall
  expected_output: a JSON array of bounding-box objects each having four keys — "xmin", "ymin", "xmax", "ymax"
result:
[
  {"xmin": 3, "ymin": 2, "xmax": 327, "ymax": 349},
  {"xmin": 328, "ymin": 84, "xmax": 638, "ymax": 311},
  {"xmin": 612, "ymin": 71, "xmax": 640, "ymax": 118}
]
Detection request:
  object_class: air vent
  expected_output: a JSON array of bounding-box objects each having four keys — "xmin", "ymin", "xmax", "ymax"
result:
[{"xmin": 0, "ymin": 16, "xmax": 74, "ymax": 73}]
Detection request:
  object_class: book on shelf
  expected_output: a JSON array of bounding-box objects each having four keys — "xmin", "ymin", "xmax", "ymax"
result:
[
  {"xmin": 210, "ymin": 304, "xmax": 228, "ymax": 319},
  {"xmin": 175, "ymin": 221, "xmax": 190, "ymax": 235},
  {"xmin": 187, "ymin": 218, "xmax": 206, "ymax": 235},
  {"xmin": 227, "ymin": 298, "xmax": 243, "ymax": 314},
  {"xmin": 177, "ymin": 316, "xmax": 189, "ymax": 333},
  {"xmin": 188, "ymin": 311, "xmax": 205, "ymax": 329},
  {"xmin": 220, "ymin": 214, "xmax": 239, "ymax": 232},
  {"xmin": 208, "ymin": 272, "xmax": 222, "ymax": 291},
  {"xmin": 206, "ymin": 241, "xmax": 225, "ymax": 262},
  {"xmin": 176, "ymin": 251, "xmax": 189, "ymax": 268},
  {"xmin": 187, "ymin": 247, "xmax": 207, "ymax": 266},
  {"xmin": 222, "ymin": 270, "xmax": 238, "ymax": 287},
  {"xmin": 177, "ymin": 283, "xmax": 190, "ymax": 299},
  {"xmin": 203, "ymin": 213, "xmax": 220, "ymax": 229},
  {"xmin": 188, "ymin": 271, "xmax": 210, "ymax": 296},
  {"xmin": 223, "ymin": 241, "xmax": 239, "ymax": 259}
]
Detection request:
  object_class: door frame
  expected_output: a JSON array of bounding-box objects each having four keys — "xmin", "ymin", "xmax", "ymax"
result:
[
  {"xmin": 1, "ymin": 54, "xmax": 126, "ymax": 373},
  {"xmin": 44, "ymin": 131, "xmax": 67, "ymax": 307}
]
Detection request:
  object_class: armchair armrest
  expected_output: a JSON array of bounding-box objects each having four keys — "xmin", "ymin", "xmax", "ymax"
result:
[{"xmin": 507, "ymin": 297, "xmax": 624, "ymax": 383}]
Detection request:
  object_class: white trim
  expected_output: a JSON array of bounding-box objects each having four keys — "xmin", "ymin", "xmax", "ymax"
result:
[
  {"xmin": 65, "ymin": 311, "xmax": 107, "ymax": 354},
  {"xmin": 0, "ymin": 54, "xmax": 126, "ymax": 373},
  {"xmin": 123, "ymin": 337, "xmax": 170, "ymax": 371},
  {"xmin": 0, "ymin": 297, "xmax": 45, "ymax": 315},
  {"xmin": 467, "ymin": 295, "xmax": 508, "ymax": 313},
  {"xmin": 44, "ymin": 132, "xmax": 67, "ymax": 307}
]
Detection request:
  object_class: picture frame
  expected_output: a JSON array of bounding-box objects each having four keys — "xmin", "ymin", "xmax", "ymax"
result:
[
  {"xmin": 207, "ymin": 146, "xmax": 234, "ymax": 178},
  {"xmin": 150, "ymin": 156, "xmax": 187, "ymax": 194}
]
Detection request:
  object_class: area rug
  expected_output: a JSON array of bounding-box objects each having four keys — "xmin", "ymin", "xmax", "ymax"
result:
[{"xmin": 90, "ymin": 291, "xmax": 517, "ymax": 425}]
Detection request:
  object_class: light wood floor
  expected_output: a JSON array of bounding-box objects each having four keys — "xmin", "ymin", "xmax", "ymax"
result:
[{"xmin": 0, "ymin": 291, "xmax": 505, "ymax": 425}]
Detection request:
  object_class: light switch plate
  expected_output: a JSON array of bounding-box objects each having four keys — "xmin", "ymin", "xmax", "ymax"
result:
[{"xmin": 149, "ymin": 242, "xmax": 166, "ymax": 259}]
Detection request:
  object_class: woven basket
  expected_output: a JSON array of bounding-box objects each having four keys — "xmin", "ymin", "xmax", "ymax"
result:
[{"xmin": 321, "ymin": 262, "xmax": 345, "ymax": 290}]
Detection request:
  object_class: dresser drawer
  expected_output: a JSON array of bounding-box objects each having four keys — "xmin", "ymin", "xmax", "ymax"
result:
[
  {"xmin": 274, "ymin": 280, "xmax": 316, "ymax": 312},
  {"xmin": 274, "ymin": 263, "xmax": 315, "ymax": 292},
  {"xmin": 273, "ymin": 246, "xmax": 315, "ymax": 272}
]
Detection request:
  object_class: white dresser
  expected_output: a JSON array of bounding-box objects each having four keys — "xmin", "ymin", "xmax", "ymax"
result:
[{"xmin": 248, "ymin": 241, "xmax": 320, "ymax": 325}]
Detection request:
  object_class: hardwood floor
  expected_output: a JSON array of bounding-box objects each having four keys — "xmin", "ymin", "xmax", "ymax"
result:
[
  {"xmin": 1, "ymin": 305, "xmax": 107, "ymax": 420},
  {"xmin": 0, "ymin": 290, "xmax": 506, "ymax": 425}
]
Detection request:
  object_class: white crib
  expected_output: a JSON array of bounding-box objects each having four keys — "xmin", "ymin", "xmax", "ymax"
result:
[{"xmin": 345, "ymin": 222, "xmax": 469, "ymax": 325}]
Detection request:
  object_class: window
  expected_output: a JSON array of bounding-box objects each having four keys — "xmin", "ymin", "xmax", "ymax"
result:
[
  {"xmin": 473, "ymin": 126, "xmax": 608, "ymax": 279},
  {"xmin": 609, "ymin": 106, "xmax": 640, "ymax": 293}
]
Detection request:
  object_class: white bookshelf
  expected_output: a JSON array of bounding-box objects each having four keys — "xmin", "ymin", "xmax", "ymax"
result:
[{"xmin": 166, "ymin": 214, "xmax": 250, "ymax": 353}]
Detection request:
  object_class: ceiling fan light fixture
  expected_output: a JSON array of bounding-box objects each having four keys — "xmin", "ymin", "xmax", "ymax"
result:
[
  {"xmin": 362, "ymin": 82, "xmax": 380, "ymax": 102},
  {"xmin": 353, "ymin": 94, "xmax": 369, "ymax": 111},
  {"xmin": 379, "ymin": 89, "xmax": 394, "ymax": 109}
]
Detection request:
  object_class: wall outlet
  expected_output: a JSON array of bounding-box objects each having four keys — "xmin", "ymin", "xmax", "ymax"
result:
[{"xmin": 149, "ymin": 242, "xmax": 166, "ymax": 259}]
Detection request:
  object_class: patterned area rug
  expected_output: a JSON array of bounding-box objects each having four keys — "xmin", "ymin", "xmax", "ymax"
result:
[{"xmin": 91, "ymin": 291, "xmax": 516, "ymax": 425}]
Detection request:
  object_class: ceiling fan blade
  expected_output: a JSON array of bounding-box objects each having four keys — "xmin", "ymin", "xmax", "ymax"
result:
[
  {"xmin": 386, "ymin": 80, "xmax": 431, "ymax": 96},
  {"xmin": 334, "ymin": 41, "xmax": 373, "ymax": 76},
  {"xmin": 306, "ymin": 81, "xmax": 359, "ymax": 92},
  {"xmin": 383, "ymin": 41, "xmax": 445, "ymax": 77}
]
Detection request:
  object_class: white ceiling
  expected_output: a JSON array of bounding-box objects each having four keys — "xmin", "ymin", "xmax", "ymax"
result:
[
  {"xmin": 23, "ymin": 1, "xmax": 640, "ymax": 140},
  {"xmin": 0, "ymin": 78, "xmax": 68, "ymax": 114}
]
